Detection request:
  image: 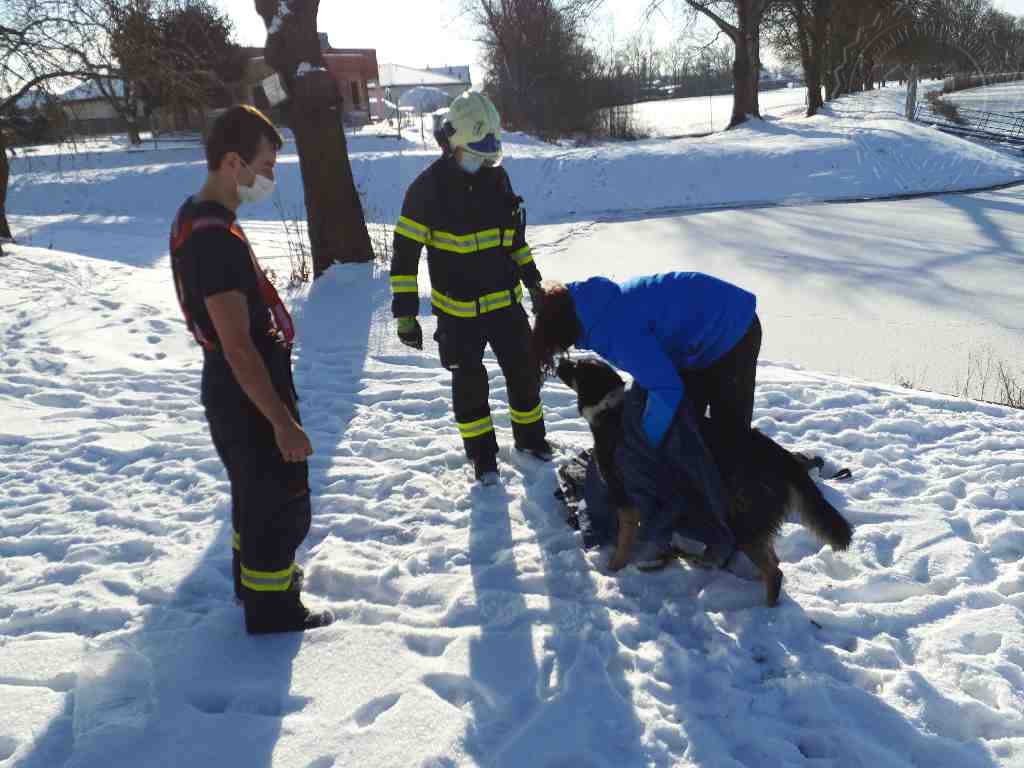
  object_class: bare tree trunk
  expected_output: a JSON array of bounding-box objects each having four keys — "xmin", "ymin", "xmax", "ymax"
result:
[
  {"xmin": 730, "ymin": 29, "xmax": 761, "ymax": 126},
  {"xmin": 686, "ymin": 0, "xmax": 766, "ymax": 129},
  {"xmin": 864, "ymin": 54, "xmax": 876, "ymax": 91},
  {"xmin": 793, "ymin": 3, "xmax": 823, "ymax": 117},
  {"xmin": 0, "ymin": 129, "xmax": 12, "ymax": 240},
  {"xmin": 810, "ymin": 0, "xmax": 828, "ymax": 112},
  {"xmin": 255, "ymin": 0, "xmax": 373, "ymax": 275},
  {"xmin": 127, "ymin": 119, "xmax": 142, "ymax": 144},
  {"xmin": 906, "ymin": 62, "xmax": 919, "ymax": 120}
]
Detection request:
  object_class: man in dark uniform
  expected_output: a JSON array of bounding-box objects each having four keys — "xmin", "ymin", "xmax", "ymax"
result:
[
  {"xmin": 169, "ymin": 104, "xmax": 332, "ymax": 634},
  {"xmin": 390, "ymin": 91, "xmax": 551, "ymax": 485}
]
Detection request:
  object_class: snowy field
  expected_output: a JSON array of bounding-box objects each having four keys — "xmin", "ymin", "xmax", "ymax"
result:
[
  {"xmin": 8, "ymin": 80, "xmax": 1012, "ymax": 236},
  {"xmin": 631, "ymin": 80, "xmax": 944, "ymax": 138},
  {"xmin": 947, "ymin": 80, "xmax": 1024, "ymax": 114},
  {"xmin": 547, "ymin": 186, "xmax": 1024, "ymax": 400},
  {"xmin": 9, "ymin": 84, "xmax": 1024, "ymax": 397},
  {"xmin": 3, "ymin": 84, "xmax": 1024, "ymax": 766},
  {"xmin": 632, "ymin": 87, "xmax": 811, "ymax": 137}
]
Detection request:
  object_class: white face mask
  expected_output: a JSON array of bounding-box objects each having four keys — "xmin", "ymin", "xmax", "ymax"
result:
[
  {"xmin": 457, "ymin": 152, "xmax": 485, "ymax": 175},
  {"xmin": 237, "ymin": 161, "xmax": 275, "ymax": 204}
]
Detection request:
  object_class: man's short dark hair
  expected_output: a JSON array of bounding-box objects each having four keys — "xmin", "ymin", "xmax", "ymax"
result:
[{"xmin": 205, "ymin": 104, "xmax": 284, "ymax": 171}]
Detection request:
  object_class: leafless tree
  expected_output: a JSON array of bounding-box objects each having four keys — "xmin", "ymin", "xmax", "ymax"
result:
[
  {"xmin": 664, "ymin": 34, "xmax": 697, "ymax": 85},
  {"xmin": 254, "ymin": 0, "xmax": 373, "ymax": 274},
  {"xmin": 650, "ymin": 0, "xmax": 776, "ymax": 127},
  {"xmin": 1, "ymin": 0, "xmax": 98, "ymax": 238},
  {"xmin": 473, "ymin": 0, "xmax": 613, "ymax": 136},
  {"xmin": 765, "ymin": 0, "xmax": 828, "ymax": 114}
]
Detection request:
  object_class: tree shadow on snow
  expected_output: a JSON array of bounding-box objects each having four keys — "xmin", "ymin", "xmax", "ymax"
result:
[{"xmin": 666, "ymin": 197, "xmax": 1024, "ymax": 334}]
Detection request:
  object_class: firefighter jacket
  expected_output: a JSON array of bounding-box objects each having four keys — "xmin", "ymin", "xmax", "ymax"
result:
[{"xmin": 390, "ymin": 155, "xmax": 542, "ymax": 319}]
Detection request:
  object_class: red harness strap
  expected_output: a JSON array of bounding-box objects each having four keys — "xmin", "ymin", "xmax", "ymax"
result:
[{"xmin": 170, "ymin": 209, "xmax": 295, "ymax": 351}]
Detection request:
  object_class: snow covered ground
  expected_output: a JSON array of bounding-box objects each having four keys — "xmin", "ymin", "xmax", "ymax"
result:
[
  {"xmin": 631, "ymin": 80, "xmax": 944, "ymax": 138},
  {"xmin": 3, "ymin": 84, "xmax": 1024, "ymax": 766},
  {"xmin": 947, "ymin": 80, "xmax": 1024, "ymax": 114},
  {"xmin": 548, "ymin": 186, "xmax": 1024, "ymax": 400},
  {"xmin": 9, "ymin": 83, "xmax": 1024, "ymax": 397},
  {"xmin": 9, "ymin": 80, "xmax": 1015, "ymax": 237},
  {"xmin": 632, "ymin": 87, "xmax": 811, "ymax": 137}
]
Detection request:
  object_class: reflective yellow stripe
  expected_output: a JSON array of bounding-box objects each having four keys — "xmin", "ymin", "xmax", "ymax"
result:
[
  {"xmin": 395, "ymin": 216, "xmax": 430, "ymax": 245},
  {"xmin": 510, "ymin": 403, "xmax": 543, "ymax": 425},
  {"xmin": 240, "ymin": 562, "xmax": 295, "ymax": 592},
  {"xmin": 511, "ymin": 245, "xmax": 533, "ymax": 266},
  {"xmin": 478, "ymin": 289, "xmax": 514, "ymax": 313},
  {"xmin": 431, "ymin": 284, "xmax": 524, "ymax": 318},
  {"xmin": 458, "ymin": 416, "xmax": 494, "ymax": 439},
  {"xmin": 390, "ymin": 274, "xmax": 419, "ymax": 294},
  {"xmin": 430, "ymin": 228, "xmax": 503, "ymax": 254},
  {"xmin": 398, "ymin": 221, "xmax": 520, "ymax": 254},
  {"xmin": 232, "ymin": 530, "xmax": 241, "ymax": 551},
  {"xmin": 431, "ymin": 289, "xmax": 477, "ymax": 318}
]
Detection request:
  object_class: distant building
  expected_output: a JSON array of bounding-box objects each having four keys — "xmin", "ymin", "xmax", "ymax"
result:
[
  {"xmin": 54, "ymin": 79, "xmax": 143, "ymax": 136},
  {"xmin": 425, "ymin": 65, "xmax": 471, "ymax": 85},
  {"xmin": 17, "ymin": 34, "xmax": 381, "ymax": 140},
  {"xmin": 371, "ymin": 63, "xmax": 472, "ymax": 120},
  {"xmin": 240, "ymin": 34, "xmax": 379, "ymax": 125}
]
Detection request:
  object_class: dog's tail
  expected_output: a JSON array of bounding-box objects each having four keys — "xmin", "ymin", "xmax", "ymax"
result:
[{"xmin": 789, "ymin": 480, "xmax": 853, "ymax": 550}]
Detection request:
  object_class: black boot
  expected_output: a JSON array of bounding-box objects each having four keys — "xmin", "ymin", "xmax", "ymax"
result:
[
  {"xmin": 473, "ymin": 453, "xmax": 500, "ymax": 486},
  {"xmin": 299, "ymin": 604, "xmax": 335, "ymax": 631},
  {"xmin": 244, "ymin": 590, "xmax": 333, "ymax": 635},
  {"xmin": 515, "ymin": 437, "xmax": 553, "ymax": 462}
]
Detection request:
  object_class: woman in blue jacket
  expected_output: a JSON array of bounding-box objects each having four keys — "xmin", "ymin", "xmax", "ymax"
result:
[{"xmin": 533, "ymin": 272, "xmax": 762, "ymax": 459}]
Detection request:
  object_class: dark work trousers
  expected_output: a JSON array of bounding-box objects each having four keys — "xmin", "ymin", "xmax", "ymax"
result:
[
  {"xmin": 681, "ymin": 314, "xmax": 763, "ymax": 482},
  {"xmin": 434, "ymin": 303, "xmax": 546, "ymax": 461},
  {"xmin": 207, "ymin": 409, "xmax": 311, "ymax": 633}
]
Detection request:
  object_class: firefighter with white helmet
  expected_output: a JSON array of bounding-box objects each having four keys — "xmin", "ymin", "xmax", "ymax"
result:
[{"xmin": 390, "ymin": 91, "xmax": 550, "ymax": 484}]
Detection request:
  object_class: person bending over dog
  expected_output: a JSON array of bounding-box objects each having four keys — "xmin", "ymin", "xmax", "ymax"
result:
[
  {"xmin": 556, "ymin": 356, "xmax": 853, "ymax": 605},
  {"xmin": 532, "ymin": 272, "xmax": 763, "ymax": 569}
]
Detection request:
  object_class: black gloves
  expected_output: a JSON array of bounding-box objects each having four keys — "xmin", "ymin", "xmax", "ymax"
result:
[
  {"xmin": 397, "ymin": 317, "xmax": 423, "ymax": 350},
  {"xmin": 526, "ymin": 281, "xmax": 545, "ymax": 315}
]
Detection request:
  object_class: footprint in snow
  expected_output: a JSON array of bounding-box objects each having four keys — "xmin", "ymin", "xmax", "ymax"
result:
[
  {"xmin": 188, "ymin": 690, "xmax": 309, "ymax": 717},
  {"xmin": 352, "ymin": 692, "xmax": 401, "ymax": 727},
  {"xmin": 403, "ymin": 634, "xmax": 453, "ymax": 657}
]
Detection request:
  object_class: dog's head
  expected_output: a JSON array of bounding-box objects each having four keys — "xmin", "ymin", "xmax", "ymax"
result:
[{"xmin": 556, "ymin": 357, "xmax": 626, "ymax": 427}]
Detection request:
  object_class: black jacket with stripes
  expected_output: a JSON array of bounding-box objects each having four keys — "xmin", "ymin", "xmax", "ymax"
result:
[{"xmin": 390, "ymin": 155, "xmax": 542, "ymax": 319}]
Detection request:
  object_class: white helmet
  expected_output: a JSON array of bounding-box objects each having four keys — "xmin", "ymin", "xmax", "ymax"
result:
[{"xmin": 441, "ymin": 91, "xmax": 503, "ymax": 166}]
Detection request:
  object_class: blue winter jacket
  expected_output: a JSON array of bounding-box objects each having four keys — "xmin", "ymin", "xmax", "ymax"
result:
[{"xmin": 568, "ymin": 272, "xmax": 757, "ymax": 445}]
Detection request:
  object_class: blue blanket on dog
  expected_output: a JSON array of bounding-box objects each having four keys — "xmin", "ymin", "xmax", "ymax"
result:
[{"xmin": 575, "ymin": 386, "xmax": 736, "ymax": 566}]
